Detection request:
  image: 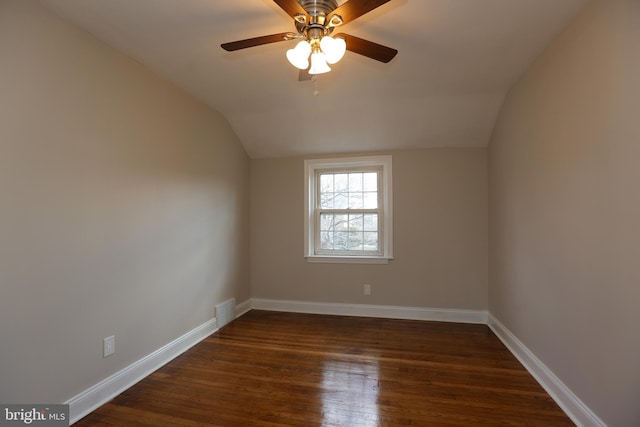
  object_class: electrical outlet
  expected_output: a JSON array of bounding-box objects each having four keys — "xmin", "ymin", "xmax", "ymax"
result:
[
  {"xmin": 363, "ymin": 283, "xmax": 372, "ymax": 296},
  {"xmin": 103, "ymin": 336, "xmax": 115, "ymax": 358}
]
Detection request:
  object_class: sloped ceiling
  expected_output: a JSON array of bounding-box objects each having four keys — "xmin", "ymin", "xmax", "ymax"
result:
[{"xmin": 40, "ymin": 0, "xmax": 588, "ymax": 158}]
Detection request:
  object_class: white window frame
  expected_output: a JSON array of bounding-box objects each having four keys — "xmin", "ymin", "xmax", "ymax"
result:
[{"xmin": 304, "ymin": 155, "xmax": 393, "ymax": 264}]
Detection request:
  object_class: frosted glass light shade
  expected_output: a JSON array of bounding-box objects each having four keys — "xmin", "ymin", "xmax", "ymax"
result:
[
  {"xmin": 309, "ymin": 52, "xmax": 331, "ymax": 74},
  {"xmin": 320, "ymin": 36, "xmax": 346, "ymax": 64},
  {"xmin": 286, "ymin": 40, "xmax": 311, "ymax": 70}
]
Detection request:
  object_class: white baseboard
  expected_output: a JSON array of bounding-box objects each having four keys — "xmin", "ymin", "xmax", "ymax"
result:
[
  {"xmin": 67, "ymin": 299, "xmax": 252, "ymax": 424},
  {"xmin": 250, "ymin": 298, "xmax": 488, "ymax": 324},
  {"xmin": 65, "ymin": 299, "xmax": 602, "ymax": 427},
  {"xmin": 488, "ymin": 314, "xmax": 606, "ymax": 427},
  {"xmin": 235, "ymin": 299, "xmax": 252, "ymax": 318},
  {"xmin": 66, "ymin": 318, "xmax": 218, "ymax": 425}
]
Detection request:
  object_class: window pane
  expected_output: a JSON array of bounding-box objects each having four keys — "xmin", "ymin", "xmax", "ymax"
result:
[
  {"xmin": 363, "ymin": 232, "xmax": 378, "ymax": 250},
  {"xmin": 348, "ymin": 192, "xmax": 363, "ymax": 209},
  {"xmin": 334, "ymin": 214, "xmax": 349, "ymax": 231},
  {"xmin": 348, "ymin": 231, "xmax": 363, "ymax": 250},
  {"xmin": 349, "ymin": 214, "xmax": 363, "ymax": 230},
  {"xmin": 320, "ymin": 214, "xmax": 334, "ymax": 231},
  {"xmin": 320, "ymin": 231, "xmax": 334, "ymax": 249},
  {"xmin": 363, "ymin": 214, "xmax": 378, "ymax": 231},
  {"xmin": 363, "ymin": 172, "xmax": 377, "ymax": 192},
  {"xmin": 334, "ymin": 231, "xmax": 349, "ymax": 250},
  {"xmin": 320, "ymin": 192, "xmax": 334, "ymax": 209},
  {"xmin": 320, "ymin": 174, "xmax": 334, "ymax": 193},
  {"xmin": 363, "ymin": 192, "xmax": 377, "ymax": 209},
  {"xmin": 334, "ymin": 174, "xmax": 348, "ymax": 192},
  {"xmin": 334, "ymin": 192, "xmax": 348, "ymax": 209},
  {"xmin": 348, "ymin": 173, "xmax": 363, "ymax": 192}
]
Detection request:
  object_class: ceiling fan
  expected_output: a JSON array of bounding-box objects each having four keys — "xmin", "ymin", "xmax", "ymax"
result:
[{"xmin": 221, "ymin": 0, "xmax": 398, "ymax": 78}]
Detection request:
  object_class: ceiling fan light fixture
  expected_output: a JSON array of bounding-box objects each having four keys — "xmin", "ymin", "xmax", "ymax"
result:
[
  {"xmin": 320, "ymin": 35, "xmax": 346, "ymax": 64},
  {"xmin": 222, "ymin": 0, "xmax": 399, "ymax": 80},
  {"xmin": 286, "ymin": 40, "xmax": 312, "ymax": 69},
  {"xmin": 309, "ymin": 51, "xmax": 331, "ymax": 75}
]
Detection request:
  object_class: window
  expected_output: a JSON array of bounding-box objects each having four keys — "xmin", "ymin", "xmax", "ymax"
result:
[{"xmin": 304, "ymin": 156, "xmax": 393, "ymax": 264}]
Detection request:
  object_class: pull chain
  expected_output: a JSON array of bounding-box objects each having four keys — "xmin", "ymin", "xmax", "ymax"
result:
[{"xmin": 313, "ymin": 75, "xmax": 319, "ymax": 96}]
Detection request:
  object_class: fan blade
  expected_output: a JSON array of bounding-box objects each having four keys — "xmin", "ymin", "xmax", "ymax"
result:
[
  {"xmin": 273, "ymin": 0, "xmax": 308, "ymax": 18},
  {"xmin": 221, "ymin": 33, "xmax": 294, "ymax": 51},
  {"xmin": 335, "ymin": 33, "xmax": 397, "ymax": 63},
  {"xmin": 329, "ymin": 0, "xmax": 392, "ymax": 26}
]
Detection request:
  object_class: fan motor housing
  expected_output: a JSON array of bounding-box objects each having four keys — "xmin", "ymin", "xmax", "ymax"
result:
[{"xmin": 299, "ymin": 0, "xmax": 339, "ymax": 24}]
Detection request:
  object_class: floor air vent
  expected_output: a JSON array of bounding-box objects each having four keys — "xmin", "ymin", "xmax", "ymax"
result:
[{"xmin": 215, "ymin": 298, "xmax": 236, "ymax": 329}]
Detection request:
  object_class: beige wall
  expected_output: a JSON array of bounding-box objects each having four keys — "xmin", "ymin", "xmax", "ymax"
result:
[
  {"xmin": 488, "ymin": 0, "xmax": 640, "ymax": 425},
  {"xmin": 251, "ymin": 149, "xmax": 488, "ymax": 310},
  {"xmin": 7, "ymin": 0, "xmax": 636, "ymax": 424},
  {"xmin": 0, "ymin": 0, "xmax": 250, "ymax": 403}
]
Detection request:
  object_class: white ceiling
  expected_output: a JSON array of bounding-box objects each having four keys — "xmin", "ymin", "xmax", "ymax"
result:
[{"xmin": 40, "ymin": 0, "xmax": 588, "ymax": 159}]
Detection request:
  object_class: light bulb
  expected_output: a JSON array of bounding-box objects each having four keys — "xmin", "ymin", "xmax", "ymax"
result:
[
  {"xmin": 309, "ymin": 51, "xmax": 331, "ymax": 75},
  {"xmin": 286, "ymin": 40, "xmax": 311, "ymax": 70},
  {"xmin": 321, "ymin": 36, "xmax": 346, "ymax": 64}
]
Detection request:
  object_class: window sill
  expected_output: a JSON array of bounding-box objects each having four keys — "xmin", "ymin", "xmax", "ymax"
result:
[{"xmin": 305, "ymin": 256, "xmax": 392, "ymax": 265}]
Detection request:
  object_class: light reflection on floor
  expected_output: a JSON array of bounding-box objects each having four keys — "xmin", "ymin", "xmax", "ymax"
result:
[{"xmin": 321, "ymin": 359, "xmax": 380, "ymax": 426}]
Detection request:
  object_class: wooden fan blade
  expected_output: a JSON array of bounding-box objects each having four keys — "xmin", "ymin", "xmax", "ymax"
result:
[
  {"xmin": 273, "ymin": 0, "xmax": 308, "ymax": 18},
  {"xmin": 221, "ymin": 33, "xmax": 294, "ymax": 51},
  {"xmin": 329, "ymin": 0, "xmax": 392, "ymax": 26},
  {"xmin": 335, "ymin": 33, "xmax": 397, "ymax": 63}
]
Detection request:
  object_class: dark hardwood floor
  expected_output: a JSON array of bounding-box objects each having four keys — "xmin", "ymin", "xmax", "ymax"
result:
[{"xmin": 76, "ymin": 310, "xmax": 574, "ymax": 426}]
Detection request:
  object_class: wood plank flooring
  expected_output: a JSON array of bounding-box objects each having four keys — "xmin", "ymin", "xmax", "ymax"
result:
[{"xmin": 75, "ymin": 310, "xmax": 574, "ymax": 426}]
